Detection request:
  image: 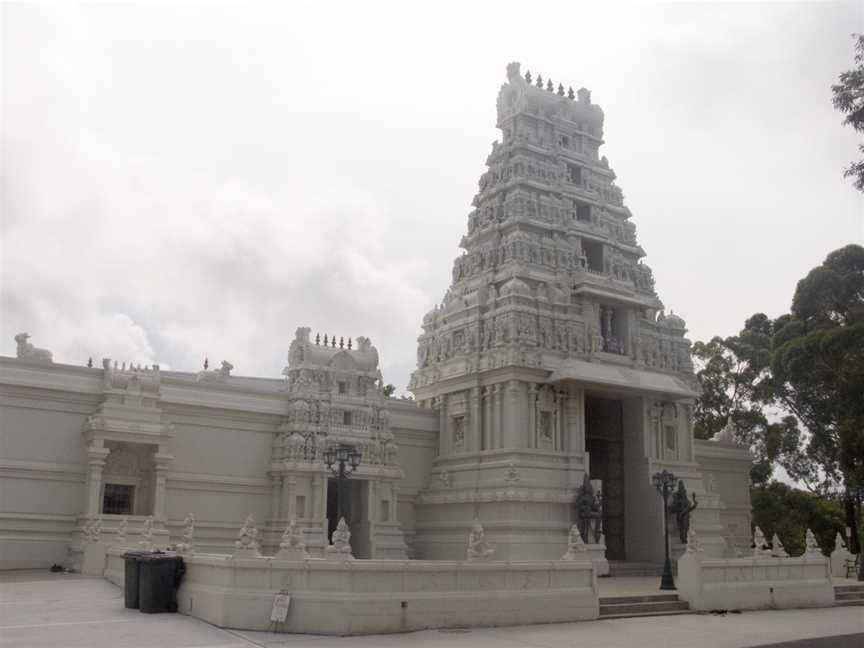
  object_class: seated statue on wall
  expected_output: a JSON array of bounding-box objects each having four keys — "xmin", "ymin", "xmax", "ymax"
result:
[
  {"xmin": 466, "ymin": 518, "xmax": 495, "ymax": 561},
  {"xmin": 325, "ymin": 517, "xmax": 354, "ymax": 559},
  {"xmin": 576, "ymin": 475, "xmax": 603, "ymax": 543},
  {"xmin": 669, "ymin": 480, "xmax": 698, "ymax": 544}
]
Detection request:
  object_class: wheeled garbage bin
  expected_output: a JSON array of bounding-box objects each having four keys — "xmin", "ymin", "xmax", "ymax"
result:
[
  {"xmin": 123, "ymin": 551, "xmax": 150, "ymax": 609},
  {"xmin": 138, "ymin": 554, "xmax": 185, "ymax": 613}
]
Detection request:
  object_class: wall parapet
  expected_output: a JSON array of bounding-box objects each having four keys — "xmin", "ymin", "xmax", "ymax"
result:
[
  {"xmin": 677, "ymin": 551, "xmax": 834, "ymax": 611},
  {"xmin": 105, "ymin": 548, "xmax": 598, "ymax": 634}
]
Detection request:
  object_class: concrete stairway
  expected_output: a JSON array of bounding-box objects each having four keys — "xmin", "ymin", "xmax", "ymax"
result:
[
  {"xmin": 607, "ymin": 561, "xmax": 665, "ymax": 577},
  {"xmin": 834, "ymin": 583, "xmax": 864, "ymax": 606},
  {"xmin": 599, "ymin": 593, "xmax": 691, "ymax": 619}
]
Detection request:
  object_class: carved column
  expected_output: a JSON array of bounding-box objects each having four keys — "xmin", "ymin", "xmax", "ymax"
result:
[
  {"xmin": 528, "ymin": 384, "xmax": 537, "ymax": 448},
  {"xmin": 285, "ymin": 476, "xmax": 296, "ymax": 519},
  {"xmin": 469, "ymin": 387, "xmax": 481, "ymax": 453},
  {"xmin": 85, "ymin": 439, "xmax": 110, "ymax": 517},
  {"xmin": 152, "ymin": 446, "xmax": 172, "ymax": 520},
  {"xmin": 482, "ymin": 386, "xmax": 492, "ymax": 450},
  {"xmin": 491, "ymin": 384, "xmax": 501, "ymax": 449},
  {"xmin": 437, "ymin": 395, "xmax": 449, "ymax": 457},
  {"xmin": 565, "ymin": 387, "xmax": 583, "ymax": 454},
  {"xmin": 270, "ymin": 473, "xmax": 283, "ymax": 520}
]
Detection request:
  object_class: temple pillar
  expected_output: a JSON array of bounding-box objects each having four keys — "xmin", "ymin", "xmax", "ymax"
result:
[
  {"xmin": 492, "ymin": 385, "xmax": 501, "ymax": 449},
  {"xmin": 482, "ymin": 386, "xmax": 492, "ymax": 450},
  {"xmin": 528, "ymin": 384, "xmax": 537, "ymax": 448},
  {"xmin": 469, "ymin": 387, "xmax": 481, "ymax": 452},
  {"xmin": 152, "ymin": 446, "xmax": 172, "ymax": 521},
  {"xmin": 270, "ymin": 473, "xmax": 283, "ymax": 520},
  {"xmin": 84, "ymin": 439, "xmax": 109, "ymax": 517}
]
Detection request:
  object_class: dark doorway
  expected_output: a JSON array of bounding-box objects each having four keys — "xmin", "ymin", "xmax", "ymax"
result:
[
  {"xmin": 326, "ymin": 477, "xmax": 353, "ymax": 542},
  {"xmin": 585, "ymin": 395, "xmax": 626, "ymax": 560}
]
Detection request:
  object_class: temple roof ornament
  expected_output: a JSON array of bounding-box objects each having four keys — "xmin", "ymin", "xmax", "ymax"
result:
[{"xmin": 411, "ymin": 62, "xmax": 695, "ymax": 398}]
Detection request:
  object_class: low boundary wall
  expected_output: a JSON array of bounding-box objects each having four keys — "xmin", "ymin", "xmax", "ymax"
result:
[
  {"xmin": 106, "ymin": 548, "xmax": 599, "ymax": 634},
  {"xmin": 677, "ymin": 551, "xmax": 834, "ymax": 611}
]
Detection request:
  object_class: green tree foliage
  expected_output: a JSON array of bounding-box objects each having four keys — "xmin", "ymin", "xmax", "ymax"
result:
[
  {"xmin": 771, "ymin": 244, "xmax": 864, "ymax": 494},
  {"xmin": 692, "ymin": 245, "xmax": 864, "ymax": 550},
  {"xmin": 832, "ymin": 35, "xmax": 864, "ymax": 191},
  {"xmin": 751, "ymin": 482, "xmax": 845, "ymax": 557},
  {"xmin": 383, "ymin": 383, "xmax": 396, "ymax": 397},
  {"xmin": 691, "ymin": 329, "xmax": 803, "ymax": 486}
]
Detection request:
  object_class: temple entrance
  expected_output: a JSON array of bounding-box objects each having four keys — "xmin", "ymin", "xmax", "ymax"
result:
[
  {"xmin": 585, "ymin": 395, "xmax": 626, "ymax": 560},
  {"xmin": 326, "ymin": 478, "xmax": 370, "ymax": 558}
]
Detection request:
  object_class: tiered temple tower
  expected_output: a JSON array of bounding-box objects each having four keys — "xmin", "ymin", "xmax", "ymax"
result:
[{"xmin": 409, "ymin": 63, "xmax": 707, "ymax": 561}]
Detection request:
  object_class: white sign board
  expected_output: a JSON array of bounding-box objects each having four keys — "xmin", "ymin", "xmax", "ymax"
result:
[{"xmin": 271, "ymin": 593, "xmax": 291, "ymax": 622}]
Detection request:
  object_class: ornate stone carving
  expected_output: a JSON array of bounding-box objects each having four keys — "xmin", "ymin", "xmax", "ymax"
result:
[
  {"xmin": 176, "ymin": 513, "xmax": 195, "ymax": 554},
  {"xmin": 14, "ymin": 332, "xmax": 53, "ymax": 363},
  {"xmin": 116, "ymin": 517, "xmax": 128, "ymax": 545},
  {"xmin": 561, "ymin": 524, "xmax": 588, "ymax": 560},
  {"xmin": 467, "ymin": 518, "xmax": 495, "ymax": 561},
  {"xmin": 275, "ymin": 519, "xmax": 309, "ymax": 560},
  {"xmin": 196, "ymin": 360, "xmax": 233, "ymax": 382},
  {"xmin": 504, "ymin": 461, "xmax": 520, "ymax": 483},
  {"xmin": 325, "ymin": 517, "xmax": 353, "ymax": 560},
  {"xmin": 234, "ymin": 515, "xmax": 262, "ymax": 558},
  {"xmin": 686, "ymin": 527, "xmax": 703, "ymax": 554},
  {"xmin": 771, "ymin": 533, "xmax": 787, "ymax": 557},
  {"xmin": 804, "ymin": 528, "xmax": 822, "ymax": 557},
  {"xmin": 753, "ymin": 525, "xmax": 770, "ymax": 557},
  {"xmin": 139, "ymin": 516, "xmax": 155, "ymax": 551}
]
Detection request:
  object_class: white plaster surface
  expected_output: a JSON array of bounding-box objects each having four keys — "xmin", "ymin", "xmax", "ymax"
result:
[{"xmin": 1, "ymin": 571, "xmax": 862, "ymax": 648}]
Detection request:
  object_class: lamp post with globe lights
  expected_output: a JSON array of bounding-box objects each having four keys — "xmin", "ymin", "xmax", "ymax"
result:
[{"xmin": 323, "ymin": 444, "xmax": 361, "ymax": 537}]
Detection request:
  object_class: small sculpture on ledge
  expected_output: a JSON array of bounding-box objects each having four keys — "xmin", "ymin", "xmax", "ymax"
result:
[
  {"xmin": 14, "ymin": 332, "xmax": 53, "ymax": 363},
  {"xmin": 669, "ymin": 480, "xmax": 698, "ymax": 544},
  {"xmin": 561, "ymin": 524, "xmax": 588, "ymax": 560},
  {"xmin": 752, "ymin": 525, "xmax": 770, "ymax": 557},
  {"xmin": 804, "ymin": 528, "xmax": 822, "ymax": 557},
  {"xmin": 233, "ymin": 515, "xmax": 262, "ymax": 558},
  {"xmin": 686, "ymin": 527, "xmax": 703, "ymax": 554},
  {"xmin": 115, "ymin": 517, "xmax": 128, "ymax": 546},
  {"xmin": 176, "ymin": 513, "xmax": 195, "ymax": 554},
  {"xmin": 325, "ymin": 517, "xmax": 354, "ymax": 560},
  {"xmin": 466, "ymin": 518, "xmax": 495, "ymax": 561},
  {"xmin": 139, "ymin": 516, "xmax": 155, "ymax": 551},
  {"xmin": 275, "ymin": 519, "xmax": 309, "ymax": 560},
  {"xmin": 770, "ymin": 533, "xmax": 787, "ymax": 557}
]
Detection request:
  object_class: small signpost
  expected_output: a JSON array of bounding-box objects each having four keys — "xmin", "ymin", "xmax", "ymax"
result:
[{"xmin": 270, "ymin": 591, "xmax": 291, "ymax": 623}]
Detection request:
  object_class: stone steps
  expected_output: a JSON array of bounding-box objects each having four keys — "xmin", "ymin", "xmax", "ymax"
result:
[
  {"xmin": 599, "ymin": 593, "xmax": 690, "ymax": 619},
  {"xmin": 607, "ymin": 562, "xmax": 666, "ymax": 577},
  {"xmin": 834, "ymin": 583, "xmax": 864, "ymax": 607}
]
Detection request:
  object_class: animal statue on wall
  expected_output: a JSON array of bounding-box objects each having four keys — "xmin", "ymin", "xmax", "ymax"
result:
[
  {"xmin": 196, "ymin": 360, "xmax": 233, "ymax": 383},
  {"xmin": 669, "ymin": 480, "xmax": 698, "ymax": 544},
  {"xmin": 14, "ymin": 333, "xmax": 53, "ymax": 363}
]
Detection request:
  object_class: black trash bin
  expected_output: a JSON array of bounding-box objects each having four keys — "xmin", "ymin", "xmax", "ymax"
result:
[
  {"xmin": 138, "ymin": 554, "xmax": 185, "ymax": 614},
  {"xmin": 123, "ymin": 551, "xmax": 149, "ymax": 609}
]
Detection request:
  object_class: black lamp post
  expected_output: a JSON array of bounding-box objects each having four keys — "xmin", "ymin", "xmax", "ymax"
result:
[
  {"xmin": 653, "ymin": 469, "xmax": 677, "ymax": 591},
  {"xmin": 856, "ymin": 484, "xmax": 864, "ymax": 582},
  {"xmin": 323, "ymin": 444, "xmax": 361, "ymax": 531}
]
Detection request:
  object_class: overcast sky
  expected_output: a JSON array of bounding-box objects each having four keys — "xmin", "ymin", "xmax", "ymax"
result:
[{"xmin": 2, "ymin": 1, "xmax": 862, "ymax": 394}]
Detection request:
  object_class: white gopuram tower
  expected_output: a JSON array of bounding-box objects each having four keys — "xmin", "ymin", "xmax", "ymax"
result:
[{"xmin": 409, "ymin": 63, "xmax": 710, "ymax": 562}]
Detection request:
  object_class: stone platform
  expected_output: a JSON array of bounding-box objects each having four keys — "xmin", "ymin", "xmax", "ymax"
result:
[{"xmin": 2, "ymin": 570, "xmax": 863, "ymax": 648}]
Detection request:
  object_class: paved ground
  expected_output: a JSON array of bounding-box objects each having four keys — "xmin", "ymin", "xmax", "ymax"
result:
[{"xmin": 1, "ymin": 570, "xmax": 862, "ymax": 648}]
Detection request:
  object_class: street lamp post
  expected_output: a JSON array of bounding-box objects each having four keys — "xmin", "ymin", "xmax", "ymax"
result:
[
  {"xmin": 323, "ymin": 444, "xmax": 361, "ymax": 536},
  {"xmin": 653, "ymin": 469, "xmax": 677, "ymax": 591},
  {"xmin": 856, "ymin": 484, "xmax": 864, "ymax": 582}
]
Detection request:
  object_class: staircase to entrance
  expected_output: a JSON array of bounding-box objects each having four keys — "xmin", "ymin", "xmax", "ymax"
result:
[
  {"xmin": 598, "ymin": 574, "xmax": 691, "ymax": 619},
  {"xmin": 834, "ymin": 582, "xmax": 864, "ymax": 607}
]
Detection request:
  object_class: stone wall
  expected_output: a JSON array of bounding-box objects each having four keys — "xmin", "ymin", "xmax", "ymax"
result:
[
  {"xmin": 105, "ymin": 548, "xmax": 599, "ymax": 634},
  {"xmin": 677, "ymin": 551, "xmax": 834, "ymax": 611}
]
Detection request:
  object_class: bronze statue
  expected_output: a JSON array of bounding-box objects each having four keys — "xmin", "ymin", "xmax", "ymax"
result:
[
  {"xmin": 576, "ymin": 474, "xmax": 603, "ymax": 543},
  {"xmin": 669, "ymin": 480, "xmax": 698, "ymax": 544}
]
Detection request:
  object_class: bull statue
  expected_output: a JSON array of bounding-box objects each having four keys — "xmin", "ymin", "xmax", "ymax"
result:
[{"xmin": 14, "ymin": 333, "xmax": 53, "ymax": 363}]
